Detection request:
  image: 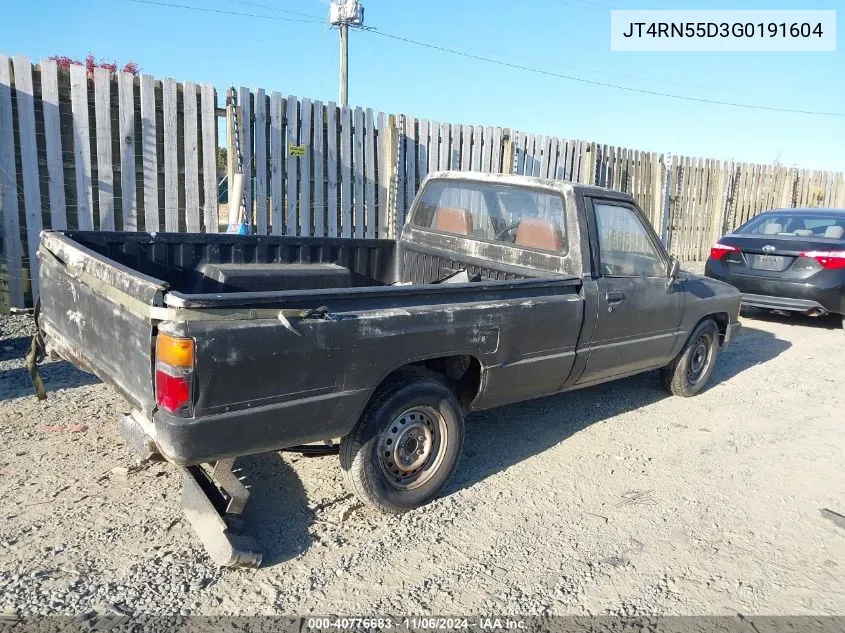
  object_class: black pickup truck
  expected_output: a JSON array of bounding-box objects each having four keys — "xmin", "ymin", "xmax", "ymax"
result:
[{"xmin": 36, "ymin": 172, "xmax": 741, "ymax": 567}]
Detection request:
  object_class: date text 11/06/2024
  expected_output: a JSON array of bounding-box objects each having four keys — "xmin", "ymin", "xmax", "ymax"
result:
[
  {"xmin": 307, "ymin": 618, "xmax": 528, "ymax": 630},
  {"xmin": 622, "ymin": 22, "xmax": 824, "ymax": 39}
]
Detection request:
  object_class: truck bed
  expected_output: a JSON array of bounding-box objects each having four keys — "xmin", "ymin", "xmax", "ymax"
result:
[
  {"xmin": 39, "ymin": 230, "xmax": 584, "ymax": 463},
  {"xmin": 67, "ymin": 231, "xmax": 538, "ymax": 297}
]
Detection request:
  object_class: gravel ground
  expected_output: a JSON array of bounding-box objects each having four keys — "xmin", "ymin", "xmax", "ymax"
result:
[{"xmin": 2, "ymin": 278, "xmax": 845, "ymax": 618}]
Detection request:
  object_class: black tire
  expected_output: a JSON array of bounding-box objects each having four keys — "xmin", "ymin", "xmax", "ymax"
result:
[
  {"xmin": 660, "ymin": 319, "xmax": 720, "ymax": 397},
  {"xmin": 339, "ymin": 372, "xmax": 465, "ymax": 514}
]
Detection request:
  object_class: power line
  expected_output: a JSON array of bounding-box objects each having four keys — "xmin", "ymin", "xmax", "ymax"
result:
[
  {"xmin": 222, "ymin": 0, "xmax": 324, "ymax": 21},
  {"xmin": 364, "ymin": 28, "xmax": 844, "ymax": 117},
  {"xmin": 126, "ymin": 0, "xmax": 324, "ymax": 23}
]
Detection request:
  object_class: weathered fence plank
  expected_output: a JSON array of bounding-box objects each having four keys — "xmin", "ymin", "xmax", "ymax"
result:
[
  {"xmin": 71, "ymin": 64, "xmax": 94, "ymax": 231},
  {"xmin": 450, "ymin": 123, "xmax": 461, "ymax": 170},
  {"xmin": 253, "ymin": 88, "xmax": 268, "ymax": 234},
  {"xmin": 12, "ymin": 56, "xmax": 43, "ymax": 295},
  {"xmin": 396, "ymin": 116, "xmax": 406, "ymax": 222},
  {"xmin": 417, "ymin": 118, "xmax": 429, "ymax": 183},
  {"xmin": 93, "ymin": 68, "xmax": 114, "ymax": 231},
  {"xmin": 376, "ymin": 111, "xmax": 389, "ymax": 237},
  {"xmin": 424, "ymin": 121, "xmax": 436, "ymax": 173},
  {"xmin": 39, "ymin": 59, "xmax": 67, "ymax": 230},
  {"xmin": 365, "ymin": 108, "xmax": 376, "ymax": 238},
  {"xmin": 340, "ymin": 104, "xmax": 352, "ymax": 238},
  {"xmin": 239, "ymin": 87, "xmax": 252, "ymax": 226},
  {"xmin": 286, "ymin": 95, "xmax": 299, "ymax": 235},
  {"xmin": 492, "ymin": 128, "xmax": 503, "ymax": 174},
  {"xmin": 353, "ymin": 107, "xmax": 365, "ymax": 238},
  {"xmin": 328, "ymin": 103, "xmax": 339, "ymax": 237},
  {"xmin": 269, "ymin": 91, "xmax": 284, "ymax": 235},
  {"xmin": 439, "ymin": 122, "xmax": 450, "ymax": 171},
  {"xmin": 200, "ymin": 84, "xmax": 218, "ymax": 232},
  {"xmin": 403, "ymin": 115, "xmax": 416, "ymax": 224},
  {"xmin": 300, "ymin": 98, "xmax": 313, "ymax": 237},
  {"xmin": 313, "ymin": 101, "xmax": 325, "ymax": 237},
  {"xmin": 162, "ymin": 78, "xmax": 178, "ymax": 232},
  {"xmin": 183, "ymin": 81, "xmax": 201, "ymax": 232},
  {"xmin": 140, "ymin": 74, "xmax": 158, "ymax": 231},
  {"xmin": 481, "ymin": 127, "xmax": 493, "ymax": 173},
  {"xmin": 0, "ymin": 55, "xmax": 24, "ymax": 307},
  {"xmin": 118, "ymin": 72, "xmax": 137, "ymax": 231}
]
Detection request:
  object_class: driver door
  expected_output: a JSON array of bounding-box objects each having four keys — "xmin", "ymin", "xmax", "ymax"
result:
[{"xmin": 577, "ymin": 199, "xmax": 684, "ymax": 386}]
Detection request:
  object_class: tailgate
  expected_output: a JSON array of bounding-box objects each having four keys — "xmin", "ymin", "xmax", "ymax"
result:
[{"xmin": 38, "ymin": 231, "xmax": 168, "ymax": 414}]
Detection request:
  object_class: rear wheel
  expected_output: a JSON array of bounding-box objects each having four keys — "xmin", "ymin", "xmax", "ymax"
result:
[
  {"xmin": 339, "ymin": 372, "xmax": 464, "ymax": 513},
  {"xmin": 660, "ymin": 319, "xmax": 720, "ymax": 397}
]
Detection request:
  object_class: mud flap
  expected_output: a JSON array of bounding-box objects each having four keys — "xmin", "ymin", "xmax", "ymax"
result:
[{"xmin": 179, "ymin": 463, "xmax": 263, "ymax": 568}]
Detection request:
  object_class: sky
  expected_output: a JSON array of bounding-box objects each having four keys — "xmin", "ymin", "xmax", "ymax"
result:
[{"xmin": 2, "ymin": 0, "xmax": 843, "ymax": 171}]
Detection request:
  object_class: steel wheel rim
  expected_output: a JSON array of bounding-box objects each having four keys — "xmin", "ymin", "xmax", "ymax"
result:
[
  {"xmin": 377, "ymin": 406, "xmax": 448, "ymax": 490},
  {"xmin": 687, "ymin": 332, "xmax": 714, "ymax": 385}
]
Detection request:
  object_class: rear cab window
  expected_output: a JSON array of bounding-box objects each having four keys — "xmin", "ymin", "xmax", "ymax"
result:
[{"xmin": 410, "ymin": 180, "xmax": 568, "ymax": 254}]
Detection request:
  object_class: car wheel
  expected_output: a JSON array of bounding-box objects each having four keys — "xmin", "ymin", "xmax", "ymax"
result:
[
  {"xmin": 660, "ymin": 319, "xmax": 720, "ymax": 397},
  {"xmin": 339, "ymin": 372, "xmax": 465, "ymax": 513}
]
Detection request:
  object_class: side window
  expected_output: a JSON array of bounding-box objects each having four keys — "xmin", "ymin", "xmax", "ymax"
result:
[{"xmin": 594, "ymin": 202, "xmax": 665, "ymax": 277}]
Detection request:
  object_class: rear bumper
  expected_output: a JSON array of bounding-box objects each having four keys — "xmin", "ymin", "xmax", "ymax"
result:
[
  {"xmin": 741, "ymin": 293, "xmax": 828, "ymax": 314},
  {"xmin": 138, "ymin": 388, "xmax": 368, "ymax": 465},
  {"xmin": 705, "ymin": 260, "xmax": 844, "ymax": 315}
]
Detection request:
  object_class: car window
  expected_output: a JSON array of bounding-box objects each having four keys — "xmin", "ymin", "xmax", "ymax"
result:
[
  {"xmin": 594, "ymin": 202, "xmax": 664, "ymax": 277},
  {"xmin": 737, "ymin": 213, "xmax": 845, "ymax": 237},
  {"xmin": 410, "ymin": 180, "xmax": 567, "ymax": 253}
]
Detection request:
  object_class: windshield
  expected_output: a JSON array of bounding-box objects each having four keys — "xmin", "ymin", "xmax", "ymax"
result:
[
  {"xmin": 737, "ymin": 211, "xmax": 845, "ymax": 239},
  {"xmin": 410, "ymin": 180, "xmax": 567, "ymax": 253}
]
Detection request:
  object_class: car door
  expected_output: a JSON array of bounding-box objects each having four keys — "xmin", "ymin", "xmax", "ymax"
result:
[{"xmin": 577, "ymin": 198, "xmax": 684, "ymax": 386}]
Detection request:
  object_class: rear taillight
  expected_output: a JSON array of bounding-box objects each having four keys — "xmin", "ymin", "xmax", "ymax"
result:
[
  {"xmin": 710, "ymin": 243, "xmax": 738, "ymax": 260},
  {"xmin": 799, "ymin": 250, "xmax": 845, "ymax": 270},
  {"xmin": 155, "ymin": 333, "xmax": 194, "ymax": 416}
]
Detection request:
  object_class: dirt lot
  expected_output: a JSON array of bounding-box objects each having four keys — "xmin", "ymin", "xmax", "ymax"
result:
[{"xmin": 1, "ymin": 298, "xmax": 844, "ymax": 618}]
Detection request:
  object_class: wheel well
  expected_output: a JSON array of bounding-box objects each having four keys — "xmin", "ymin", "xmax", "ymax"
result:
[{"xmin": 384, "ymin": 355, "xmax": 482, "ymax": 410}]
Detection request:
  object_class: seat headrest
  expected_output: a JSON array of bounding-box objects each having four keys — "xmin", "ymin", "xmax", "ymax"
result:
[
  {"xmin": 515, "ymin": 218, "xmax": 564, "ymax": 251},
  {"xmin": 824, "ymin": 225, "xmax": 844, "ymax": 239},
  {"xmin": 434, "ymin": 207, "xmax": 473, "ymax": 236},
  {"xmin": 794, "ymin": 229, "xmax": 813, "ymax": 237},
  {"xmin": 762, "ymin": 223, "xmax": 782, "ymax": 235}
]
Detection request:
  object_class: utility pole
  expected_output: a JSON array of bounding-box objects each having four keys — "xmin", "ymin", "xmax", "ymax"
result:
[
  {"xmin": 329, "ymin": 0, "xmax": 364, "ymax": 107},
  {"xmin": 339, "ymin": 21, "xmax": 348, "ymax": 107}
]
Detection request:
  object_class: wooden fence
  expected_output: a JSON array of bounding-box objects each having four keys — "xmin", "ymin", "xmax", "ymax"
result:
[{"xmin": 2, "ymin": 53, "xmax": 845, "ymax": 309}]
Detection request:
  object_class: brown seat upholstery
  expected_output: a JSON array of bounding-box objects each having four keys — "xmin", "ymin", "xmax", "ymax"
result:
[
  {"xmin": 434, "ymin": 207, "xmax": 473, "ymax": 236},
  {"xmin": 515, "ymin": 218, "xmax": 564, "ymax": 251}
]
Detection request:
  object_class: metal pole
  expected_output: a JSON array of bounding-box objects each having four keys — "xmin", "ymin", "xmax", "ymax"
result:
[{"xmin": 339, "ymin": 21, "xmax": 349, "ymax": 106}]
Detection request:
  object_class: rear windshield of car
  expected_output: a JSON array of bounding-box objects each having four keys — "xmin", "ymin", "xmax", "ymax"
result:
[
  {"xmin": 409, "ymin": 180, "xmax": 567, "ymax": 254},
  {"xmin": 737, "ymin": 212, "xmax": 845, "ymax": 239}
]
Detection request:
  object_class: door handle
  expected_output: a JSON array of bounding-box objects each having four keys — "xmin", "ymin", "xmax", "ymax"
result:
[{"xmin": 606, "ymin": 291, "xmax": 625, "ymax": 305}]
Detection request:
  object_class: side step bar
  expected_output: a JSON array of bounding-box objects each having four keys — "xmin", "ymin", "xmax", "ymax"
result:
[{"xmin": 179, "ymin": 461, "xmax": 263, "ymax": 568}]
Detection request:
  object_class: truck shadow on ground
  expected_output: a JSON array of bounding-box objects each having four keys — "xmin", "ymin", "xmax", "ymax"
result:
[
  {"xmin": 449, "ymin": 325, "xmax": 790, "ymax": 494},
  {"xmin": 1, "ymin": 333, "xmax": 100, "ymax": 400},
  {"xmin": 235, "ymin": 451, "xmax": 315, "ymax": 566},
  {"xmin": 0, "ymin": 360, "xmax": 101, "ymax": 400}
]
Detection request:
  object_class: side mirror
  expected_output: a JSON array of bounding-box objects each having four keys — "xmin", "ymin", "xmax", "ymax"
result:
[{"xmin": 666, "ymin": 258, "xmax": 680, "ymax": 292}]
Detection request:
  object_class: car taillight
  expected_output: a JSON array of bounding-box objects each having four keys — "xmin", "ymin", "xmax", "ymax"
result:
[
  {"xmin": 799, "ymin": 250, "xmax": 845, "ymax": 270},
  {"xmin": 155, "ymin": 333, "xmax": 194, "ymax": 416},
  {"xmin": 710, "ymin": 243, "xmax": 738, "ymax": 260}
]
